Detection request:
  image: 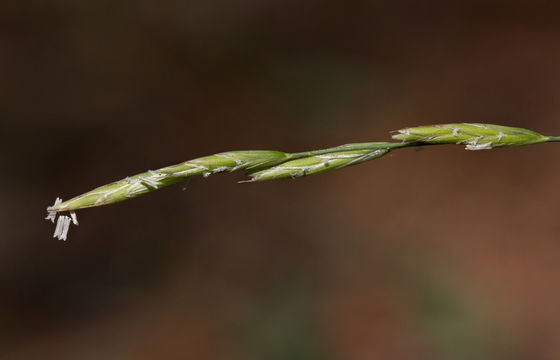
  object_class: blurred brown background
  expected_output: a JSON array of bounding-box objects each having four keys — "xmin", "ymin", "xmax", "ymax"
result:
[{"xmin": 2, "ymin": 1, "xmax": 560, "ymax": 359}]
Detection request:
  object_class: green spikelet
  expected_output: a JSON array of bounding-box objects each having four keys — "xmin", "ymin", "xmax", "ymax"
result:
[
  {"xmin": 50, "ymin": 150, "xmax": 290, "ymax": 212},
  {"xmin": 392, "ymin": 123, "xmax": 550, "ymax": 150},
  {"xmin": 249, "ymin": 148, "xmax": 389, "ymax": 181}
]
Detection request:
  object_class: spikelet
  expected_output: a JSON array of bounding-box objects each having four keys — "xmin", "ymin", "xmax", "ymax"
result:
[
  {"xmin": 49, "ymin": 150, "xmax": 290, "ymax": 213},
  {"xmin": 392, "ymin": 123, "xmax": 549, "ymax": 150},
  {"xmin": 248, "ymin": 149, "xmax": 389, "ymax": 181}
]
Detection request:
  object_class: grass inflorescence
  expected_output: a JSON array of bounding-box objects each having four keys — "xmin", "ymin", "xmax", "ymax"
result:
[{"xmin": 46, "ymin": 123, "xmax": 559, "ymax": 240}]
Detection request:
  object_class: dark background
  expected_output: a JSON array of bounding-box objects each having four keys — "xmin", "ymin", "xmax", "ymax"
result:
[{"xmin": 3, "ymin": 1, "xmax": 560, "ymax": 359}]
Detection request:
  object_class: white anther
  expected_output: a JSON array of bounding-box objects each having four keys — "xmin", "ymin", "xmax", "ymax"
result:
[
  {"xmin": 61, "ymin": 216, "xmax": 71, "ymax": 241},
  {"xmin": 53, "ymin": 215, "xmax": 72, "ymax": 241},
  {"xmin": 53, "ymin": 216, "xmax": 63, "ymax": 238},
  {"xmin": 45, "ymin": 197, "xmax": 62, "ymax": 223},
  {"xmin": 70, "ymin": 211, "xmax": 79, "ymax": 226}
]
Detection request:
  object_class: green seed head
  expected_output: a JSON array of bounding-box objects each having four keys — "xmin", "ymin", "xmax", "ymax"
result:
[
  {"xmin": 45, "ymin": 123, "xmax": 559, "ymax": 240},
  {"xmin": 392, "ymin": 123, "xmax": 549, "ymax": 150}
]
